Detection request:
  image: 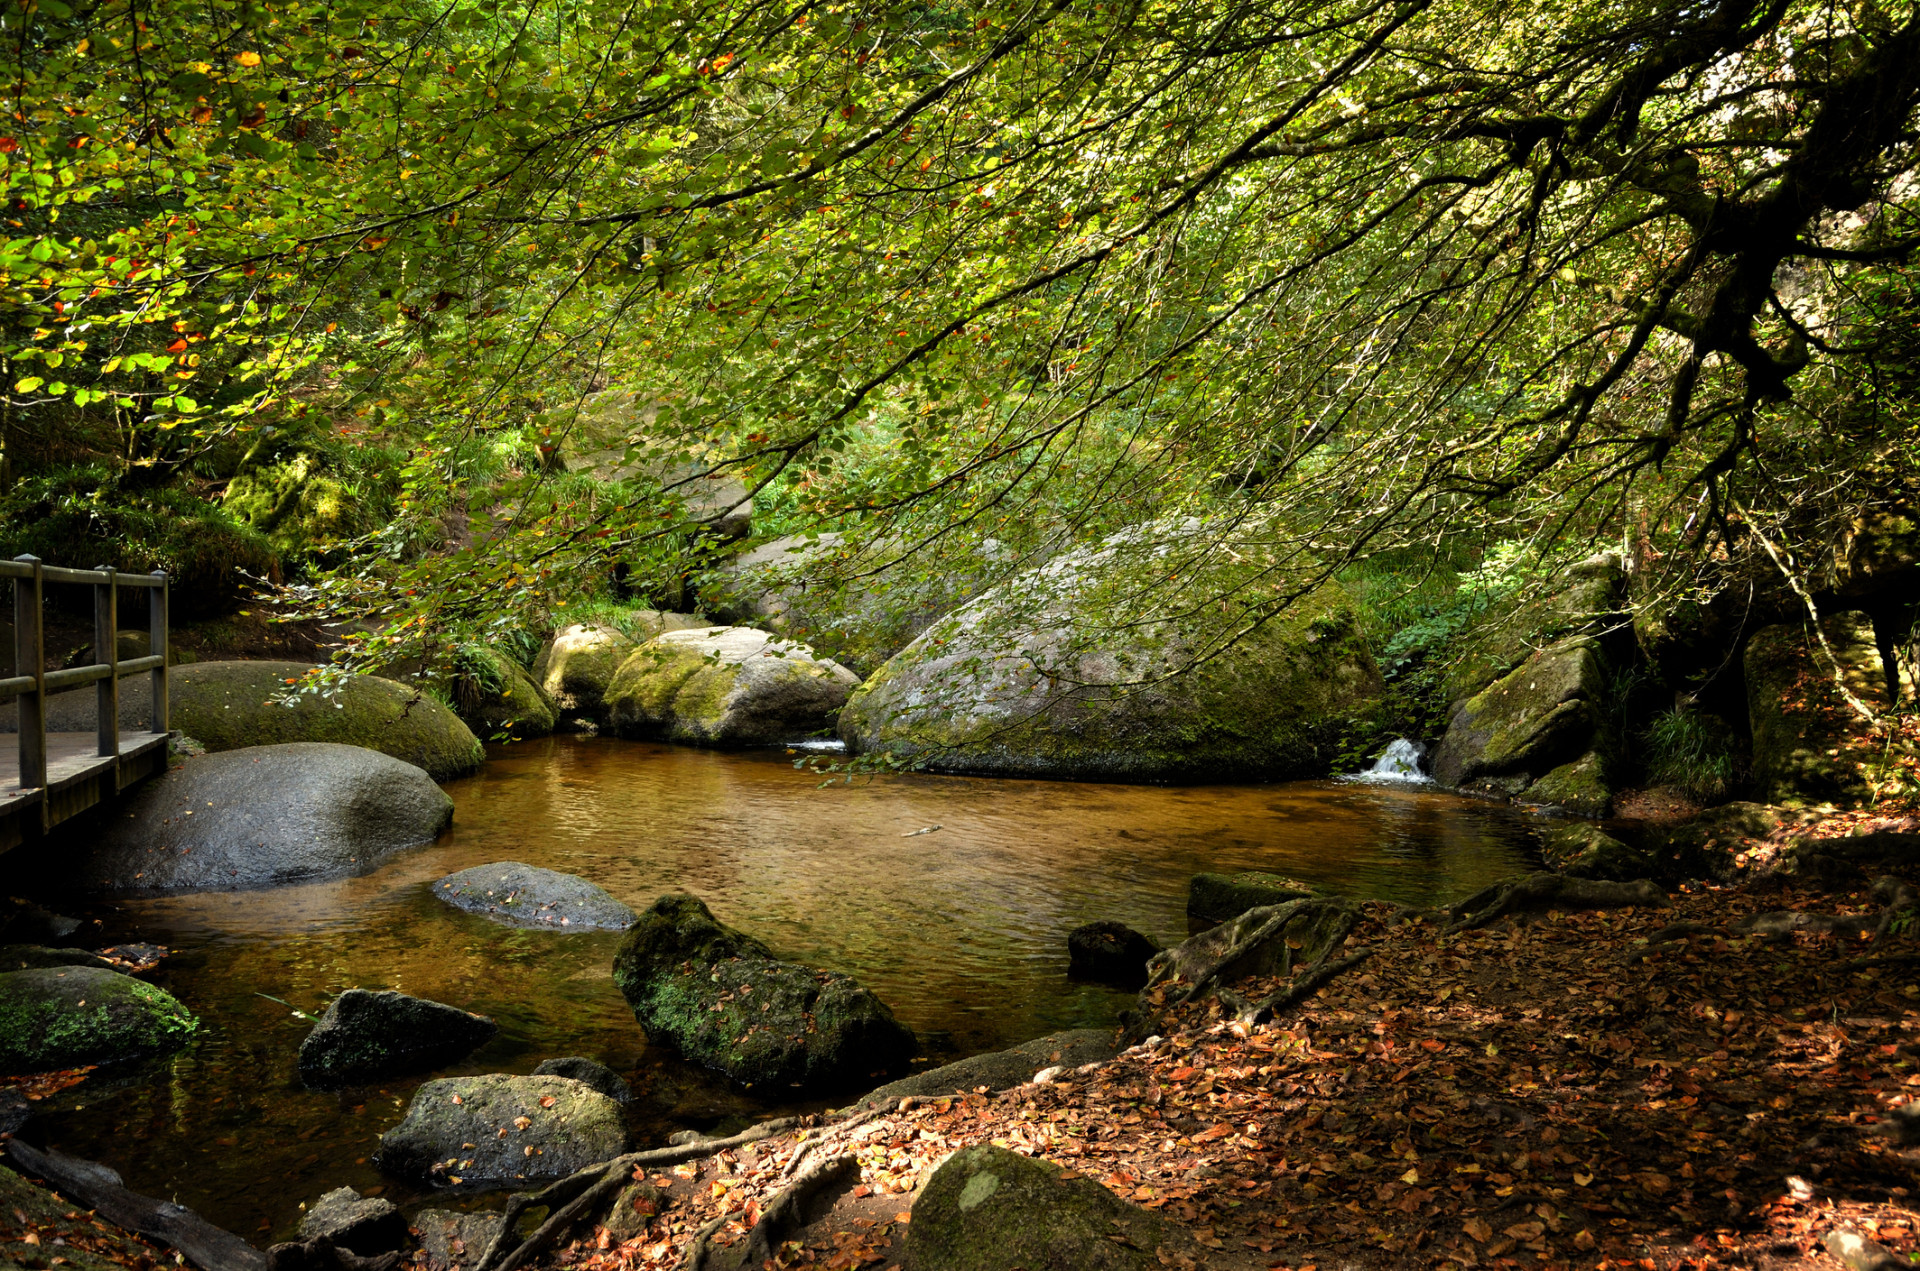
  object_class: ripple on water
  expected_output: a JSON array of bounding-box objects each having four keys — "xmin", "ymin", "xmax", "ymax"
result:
[{"xmin": 30, "ymin": 736, "xmax": 1541, "ymax": 1239}]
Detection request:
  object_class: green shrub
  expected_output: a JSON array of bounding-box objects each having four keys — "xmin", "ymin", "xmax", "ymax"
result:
[
  {"xmin": 1, "ymin": 465, "xmax": 277, "ymax": 617},
  {"xmin": 1642, "ymin": 708, "xmax": 1739, "ymax": 802}
]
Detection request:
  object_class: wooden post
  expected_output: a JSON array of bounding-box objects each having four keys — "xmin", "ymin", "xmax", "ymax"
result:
[
  {"xmin": 149, "ymin": 572, "xmax": 168, "ymax": 735},
  {"xmin": 12, "ymin": 555, "xmax": 45, "ymax": 798},
  {"xmin": 94, "ymin": 566, "xmax": 118, "ymax": 760}
]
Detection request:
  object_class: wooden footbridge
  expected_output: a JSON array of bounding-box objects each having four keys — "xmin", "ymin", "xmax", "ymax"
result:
[{"xmin": 1, "ymin": 556, "xmax": 171, "ymax": 852}]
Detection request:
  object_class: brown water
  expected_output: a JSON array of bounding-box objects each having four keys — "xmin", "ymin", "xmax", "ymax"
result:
[{"xmin": 28, "ymin": 737, "xmax": 1541, "ymax": 1241}]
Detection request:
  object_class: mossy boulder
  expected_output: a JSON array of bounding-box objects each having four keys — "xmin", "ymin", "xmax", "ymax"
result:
[
  {"xmin": 840, "ymin": 518, "xmax": 1384, "ymax": 780},
  {"xmin": 375, "ymin": 1073, "xmax": 628, "ymax": 1188},
  {"xmin": 0, "ymin": 965, "xmax": 196, "ymax": 1073},
  {"xmin": 611, "ymin": 894, "xmax": 916, "ymax": 1094},
  {"xmin": 1431, "ymin": 638, "xmax": 1607, "ymax": 799},
  {"xmin": 169, "ymin": 661, "xmax": 483, "ymax": 779},
  {"xmin": 532, "ymin": 624, "xmax": 639, "ymax": 724},
  {"xmin": 1518, "ymin": 750, "xmax": 1613, "ymax": 818},
  {"xmin": 1442, "ymin": 553, "xmax": 1626, "ymax": 706},
  {"xmin": 1541, "ymin": 823, "xmax": 1655, "ymax": 881},
  {"xmin": 604, "ymin": 627, "xmax": 859, "ymax": 746},
  {"xmin": 1650, "ymin": 801, "xmax": 1812, "ymax": 880},
  {"xmin": 298, "ymin": 988, "xmax": 498, "ymax": 1088},
  {"xmin": 1187, "ymin": 871, "xmax": 1318, "ymax": 925},
  {"xmin": 223, "ymin": 449, "xmax": 378, "ymax": 562},
  {"xmin": 909, "ymin": 1144, "xmax": 1198, "ymax": 1271},
  {"xmin": 447, "ymin": 648, "xmax": 556, "ymax": 740},
  {"xmin": 1745, "ymin": 614, "xmax": 1905, "ymax": 807}
]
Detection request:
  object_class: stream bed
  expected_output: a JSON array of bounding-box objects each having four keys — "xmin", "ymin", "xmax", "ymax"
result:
[{"xmin": 27, "ymin": 736, "xmax": 1544, "ymax": 1240}]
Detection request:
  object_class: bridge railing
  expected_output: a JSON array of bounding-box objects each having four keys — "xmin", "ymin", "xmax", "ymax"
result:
[{"xmin": 1, "ymin": 555, "xmax": 169, "ymax": 798}]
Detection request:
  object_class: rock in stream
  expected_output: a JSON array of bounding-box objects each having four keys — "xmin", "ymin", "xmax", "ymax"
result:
[
  {"xmin": 433, "ymin": 862, "xmax": 635, "ymax": 931},
  {"xmin": 375, "ymin": 1073, "xmax": 628, "ymax": 1188},
  {"xmin": 298, "ymin": 989, "xmax": 498, "ymax": 1088}
]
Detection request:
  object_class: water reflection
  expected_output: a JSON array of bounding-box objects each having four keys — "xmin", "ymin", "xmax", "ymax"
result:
[{"xmin": 30, "ymin": 737, "xmax": 1540, "ymax": 1239}]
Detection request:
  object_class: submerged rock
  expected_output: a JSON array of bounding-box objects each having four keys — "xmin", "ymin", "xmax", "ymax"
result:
[
  {"xmin": 1187, "ymin": 871, "xmax": 1319, "ymax": 925},
  {"xmin": 434, "ymin": 862, "xmax": 635, "ymax": 931},
  {"xmin": 532, "ymin": 625, "xmax": 638, "ymax": 725},
  {"xmin": 298, "ymin": 989, "xmax": 497, "ymax": 1088},
  {"xmin": 854, "ymin": 1029, "xmax": 1115, "ymax": 1111},
  {"xmin": 612, "ymin": 894, "xmax": 916, "ymax": 1094},
  {"xmin": 841, "ymin": 518, "xmax": 1383, "ymax": 780},
  {"xmin": 532, "ymin": 1056, "xmax": 633, "ymax": 1104},
  {"xmin": 909, "ymin": 1144, "xmax": 1198, "ymax": 1271},
  {"xmin": 1066, "ymin": 923, "xmax": 1159, "ymax": 987},
  {"xmin": 71, "ymin": 743, "xmax": 452, "ymax": 895},
  {"xmin": 298, "ymin": 1187, "xmax": 409, "ymax": 1255},
  {"xmin": 0, "ymin": 965, "xmax": 196, "ymax": 1073},
  {"xmin": 376, "ymin": 1073, "xmax": 628, "ymax": 1188},
  {"xmin": 168, "ymin": 661, "xmax": 484, "ymax": 780},
  {"xmin": 604, "ymin": 627, "xmax": 858, "ymax": 746}
]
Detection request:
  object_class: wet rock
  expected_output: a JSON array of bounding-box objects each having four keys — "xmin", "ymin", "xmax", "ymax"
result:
[
  {"xmin": 0, "ymin": 965, "xmax": 196, "ymax": 1073},
  {"xmin": 1066, "ymin": 923, "xmax": 1159, "ymax": 987},
  {"xmin": 1186, "ymin": 871, "xmax": 1318, "ymax": 926},
  {"xmin": 298, "ymin": 989, "xmax": 498, "ymax": 1088},
  {"xmin": 0, "ymin": 946, "xmax": 116, "ymax": 972},
  {"xmin": 909, "ymin": 1144, "xmax": 1198, "ymax": 1271},
  {"xmin": 375, "ymin": 1073, "xmax": 628, "ymax": 1188},
  {"xmin": 532, "ymin": 1056, "xmax": 633, "ymax": 1104},
  {"xmin": 434, "ymin": 863, "xmax": 635, "ymax": 932},
  {"xmin": 841, "ymin": 517, "xmax": 1384, "ymax": 780},
  {"xmin": 168, "ymin": 661, "xmax": 484, "ymax": 780},
  {"xmin": 0, "ymin": 898, "xmax": 83, "ymax": 944},
  {"xmin": 854, "ymin": 1030, "xmax": 1115, "ymax": 1111},
  {"xmin": 532, "ymin": 625, "xmax": 638, "ymax": 725},
  {"xmin": 612, "ymin": 894, "xmax": 916, "ymax": 1094},
  {"xmin": 298, "ymin": 1188, "xmax": 408, "ymax": 1255},
  {"xmin": 604, "ymin": 627, "xmax": 858, "ymax": 746},
  {"xmin": 411, "ymin": 1210, "xmax": 501, "ymax": 1271},
  {"xmin": 71, "ymin": 743, "xmax": 453, "ymax": 895},
  {"xmin": 1431, "ymin": 637, "xmax": 1607, "ymax": 793},
  {"xmin": 0, "ymin": 1087, "xmax": 30, "ymax": 1135}
]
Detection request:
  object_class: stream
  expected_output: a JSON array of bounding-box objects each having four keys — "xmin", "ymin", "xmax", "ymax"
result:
[{"xmin": 26, "ymin": 736, "xmax": 1544, "ymax": 1241}]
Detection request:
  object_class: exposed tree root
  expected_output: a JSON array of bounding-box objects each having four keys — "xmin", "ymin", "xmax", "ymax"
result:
[
  {"xmin": 1447, "ymin": 873, "xmax": 1667, "ymax": 932},
  {"xmin": 684, "ymin": 1154, "xmax": 861, "ymax": 1271},
  {"xmin": 470, "ymin": 1118, "xmax": 802, "ymax": 1271},
  {"xmin": 5, "ymin": 1139, "xmax": 265, "ymax": 1271},
  {"xmin": 1150, "ymin": 898, "xmax": 1360, "ymax": 1005},
  {"xmin": 1240, "ymin": 951, "xmax": 1372, "ymax": 1024}
]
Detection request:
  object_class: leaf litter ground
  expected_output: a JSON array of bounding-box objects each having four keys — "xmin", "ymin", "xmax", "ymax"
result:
[{"xmin": 519, "ymin": 881, "xmax": 1920, "ymax": 1271}]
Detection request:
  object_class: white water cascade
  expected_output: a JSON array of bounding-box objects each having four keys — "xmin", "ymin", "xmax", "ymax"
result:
[{"xmin": 1350, "ymin": 737, "xmax": 1431, "ymax": 784}]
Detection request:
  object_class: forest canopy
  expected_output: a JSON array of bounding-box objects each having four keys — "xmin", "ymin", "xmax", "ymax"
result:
[{"xmin": 2, "ymin": 0, "xmax": 1916, "ymax": 669}]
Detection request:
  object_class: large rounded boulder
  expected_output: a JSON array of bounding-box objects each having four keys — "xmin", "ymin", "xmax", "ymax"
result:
[
  {"xmin": 298, "ymin": 989, "xmax": 498, "ymax": 1088},
  {"xmin": 840, "ymin": 518, "xmax": 1383, "ymax": 779},
  {"xmin": 604, "ymin": 627, "xmax": 858, "ymax": 746},
  {"xmin": 70, "ymin": 743, "xmax": 453, "ymax": 894},
  {"xmin": 531, "ymin": 624, "xmax": 638, "ymax": 725},
  {"xmin": 170, "ymin": 661, "xmax": 484, "ymax": 780},
  {"xmin": 0, "ymin": 966, "xmax": 197, "ymax": 1073},
  {"xmin": 611, "ymin": 894, "xmax": 915, "ymax": 1094},
  {"xmin": 375, "ymin": 1073, "xmax": 627, "ymax": 1188}
]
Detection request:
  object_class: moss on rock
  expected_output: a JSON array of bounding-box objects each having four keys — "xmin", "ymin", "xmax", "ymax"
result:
[
  {"xmin": 1519, "ymin": 750, "xmax": 1613, "ymax": 818},
  {"xmin": 170, "ymin": 661, "xmax": 483, "ymax": 780},
  {"xmin": 1431, "ymin": 638, "xmax": 1606, "ymax": 792},
  {"xmin": 611, "ymin": 895, "xmax": 915, "ymax": 1094},
  {"xmin": 532, "ymin": 624, "xmax": 639, "ymax": 723},
  {"xmin": 604, "ymin": 627, "xmax": 858, "ymax": 746},
  {"xmin": 840, "ymin": 519, "xmax": 1385, "ymax": 780},
  {"xmin": 909, "ymin": 1144, "xmax": 1197, "ymax": 1271},
  {"xmin": 0, "ymin": 965, "xmax": 196, "ymax": 1073},
  {"xmin": 1745, "ymin": 614, "xmax": 1902, "ymax": 807}
]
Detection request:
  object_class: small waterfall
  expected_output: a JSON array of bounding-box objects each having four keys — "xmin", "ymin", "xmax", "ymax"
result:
[{"xmin": 1349, "ymin": 737, "xmax": 1431, "ymax": 784}]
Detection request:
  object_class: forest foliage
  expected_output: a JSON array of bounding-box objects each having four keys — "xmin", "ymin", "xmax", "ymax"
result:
[{"xmin": 1, "ymin": 0, "xmax": 1915, "ymax": 672}]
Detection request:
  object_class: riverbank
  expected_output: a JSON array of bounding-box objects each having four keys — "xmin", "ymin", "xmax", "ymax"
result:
[{"xmin": 505, "ymin": 851, "xmax": 1920, "ymax": 1271}]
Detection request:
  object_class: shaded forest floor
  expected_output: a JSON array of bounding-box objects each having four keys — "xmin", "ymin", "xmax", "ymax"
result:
[{"xmin": 543, "ymin": 877, "xmax": 1920, "ymax": 1271}]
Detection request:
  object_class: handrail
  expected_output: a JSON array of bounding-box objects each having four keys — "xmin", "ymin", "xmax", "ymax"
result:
[
  {"xmin": 0, "ymin": 559, "xmax": 163, "ymax": 587},
  {"xmin": 8, "ymin": 555, "xmax": 169, "ymax": 829}
]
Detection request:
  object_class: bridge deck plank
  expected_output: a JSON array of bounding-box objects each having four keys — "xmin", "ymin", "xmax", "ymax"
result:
[{"xmin": 0, "ymin": 731, "xmax": 171, "ymax": 810}]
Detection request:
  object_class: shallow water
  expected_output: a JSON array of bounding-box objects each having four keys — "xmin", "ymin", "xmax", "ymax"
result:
[{"xmin": 27, "ymin": 737, "xmax": 1541, "ymax": 1240}]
